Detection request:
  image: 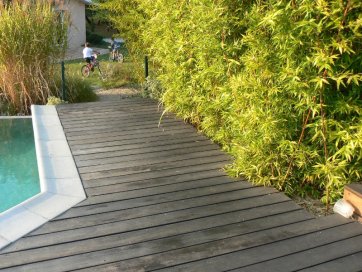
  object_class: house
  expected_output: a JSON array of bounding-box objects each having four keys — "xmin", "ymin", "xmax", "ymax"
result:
[{"xmin": 55, "ymin": 0, "xmax": 92, "ymax": 51}]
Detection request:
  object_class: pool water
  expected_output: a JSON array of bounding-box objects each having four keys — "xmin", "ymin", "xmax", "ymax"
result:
[{"xmin": 0, "ymin": 118, "xmax": 40, "ymax": 213}]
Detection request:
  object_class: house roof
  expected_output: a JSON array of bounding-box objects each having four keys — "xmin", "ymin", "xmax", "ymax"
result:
[{"xmin": 78, "ymin": 0, "xmax": 92, "ymax": 5}]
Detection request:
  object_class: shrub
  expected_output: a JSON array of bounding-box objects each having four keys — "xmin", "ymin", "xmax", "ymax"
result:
[
  {"xmin": 224, "ymin": 1, "xmax": 362, "ymax": 205},
  {"xmin": 142, "ymin": 76, "xmax": 163, "ymax": 100},
  {"xmin": 0, "ymin": 1, "xmax": 67, "ymax": 115},
  {"xmin": 97, "ymin": 0, "xmax": 148, "ymax": 80},
  {"xmin": 98, "ymin": 0, "xmax": 362, "ymax": 205},
  {"xmin": 46, "ymin": 96, "xmax": 67, "ymax": 106},
  {"xmin": 86, "ymin": 30, "xmax": 104, "ymax": 46},
  {"xmin": 52, "ymin": 72, "xmax": 98, "ymax": 103},
  {"xmin": 101, "ymin": 61, "xmax": 141, "ymax": 89}
]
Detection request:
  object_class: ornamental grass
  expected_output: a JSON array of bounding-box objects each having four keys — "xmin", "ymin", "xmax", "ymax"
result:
[{"xmin": 0, "ymin": 0, "xmax": 67, "ymax": 114}]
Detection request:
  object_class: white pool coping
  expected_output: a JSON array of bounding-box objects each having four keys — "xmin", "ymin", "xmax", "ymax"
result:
[{"xmin": 0, "ymin": 105, "xmax": 86, "ymax": 250}]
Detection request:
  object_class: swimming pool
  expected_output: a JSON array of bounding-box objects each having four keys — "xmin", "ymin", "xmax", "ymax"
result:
[
  {"xmin": 0, "ymin": 106, "xmax": 86, "ymax": 250},
  {"xmin": 0, "ymin": 118, "xmax": 40, "ymax": 213}
]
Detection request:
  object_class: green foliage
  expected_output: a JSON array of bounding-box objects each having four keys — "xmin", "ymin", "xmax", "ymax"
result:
[
  {"xmin": 64, "ymin": 54, "xmax": 141, "ymax": 89},
  {"xmin": 0, "ymin": 100, "xmax": 17, "ymax": 116},
  {"xmin": 65, "ymin": 75, "xmax": 98, "ymax": 103},
  {"xmin": 46, "ymin": 96, "xmax": 67, "ymax": 105},
  {"xmin": 142, "ymin": 76, "xmax": 163, "ymax": 99},
  {"xmin": 86, "ymin": 30, "xmax": 104, "ymax": 46},
  {"xmin": 98, "ymin": 0, "xmax": 362, "ymax": 205},
  {"xmin": 103, "ymin": 62, "xmax": 141, "ymax": 88},
  {"xmin": 96, "ymin": 0, "xmax": 148, "ymax": 79},
  {"xmin": 52, "ymin": 72, "xmax": 98, "ymax": 103},
  {"xmin": 0, "ymin": 1, "xmax": 68, "ymax": 114}
]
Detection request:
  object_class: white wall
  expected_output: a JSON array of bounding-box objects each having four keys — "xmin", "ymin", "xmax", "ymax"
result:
[{"xmin": 67, "ymin": 0, "xmax": 86, "ymax": 50}]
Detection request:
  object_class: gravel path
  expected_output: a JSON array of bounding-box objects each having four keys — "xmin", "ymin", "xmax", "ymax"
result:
[{"xmin": 94, "ymin": 86, "xmax": 142, "ymax": 101}]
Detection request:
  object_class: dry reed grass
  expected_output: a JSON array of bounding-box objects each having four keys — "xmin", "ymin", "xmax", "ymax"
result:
[{"xmin": 0, "ymin": 0, "xmax": 67, "ymax": 114}]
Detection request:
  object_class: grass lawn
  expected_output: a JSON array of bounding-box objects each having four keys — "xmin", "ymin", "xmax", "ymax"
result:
[{"xmin": 64, "ymin": 51, "xmax": 142, "ymax": 90}]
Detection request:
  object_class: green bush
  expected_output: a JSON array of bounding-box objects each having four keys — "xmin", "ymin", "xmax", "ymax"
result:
[
  {"xmin": 86, "ymin": 30, "xmax": 104, "ymax": 46},
  {"xmin": 0, "ymin": 1, "xmax": 67, "ymax": 114},
  {"xmin": 99, "ymin": 0, "xmax": 362, "ymax": 205},
  {"xmin": 142, "ymin": 76, "xmax": 164, "ymax": 100},
  {"xmin": 52, "ymin": 73, "xmax": 98, "ymax": 103},
  {"xmin": 47, "ymin": 96, "xmax": 67, "ymax": 106},
  {"xmin": 101, "ymin": 61, "xmax": 141, "ymax": 89}
]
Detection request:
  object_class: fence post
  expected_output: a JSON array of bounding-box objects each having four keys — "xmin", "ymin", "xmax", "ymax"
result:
[
  {"xmin": 61, "ymin": 61, "xmax": 66, "ymax": 101},
  {"xmin": 144, "ymin": 56, "xmax": 149, "ymax": 79}
]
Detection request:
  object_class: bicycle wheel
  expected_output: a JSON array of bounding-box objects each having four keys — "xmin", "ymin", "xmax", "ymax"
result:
[
  {"xmin": 117, "ymin": 53, "xmax": 124, "ymax": 63},
  {"xmin": 81, "ymin": 65, "xmax": 90, "ymax": 77},
  {"xmin": 109, "ymin": 53, "xmax": 114, "ymax": 62},
  {"xmin": 97, "ymin": 65, "xmax": 106, "ymax": 80}
]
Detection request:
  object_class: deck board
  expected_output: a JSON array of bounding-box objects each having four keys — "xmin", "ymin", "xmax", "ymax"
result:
[
  {"xmin": 233, "ymin": 235, "xmax": 362, "ymax": 272},
  {"xmin": 1, "ymin": 98, "xmax": 361, "ymax": 271}
]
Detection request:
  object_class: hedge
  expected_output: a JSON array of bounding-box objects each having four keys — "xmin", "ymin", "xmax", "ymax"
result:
[{"xmin": 98, "ymin": 0, "xmax": 362, "ymax": 205}]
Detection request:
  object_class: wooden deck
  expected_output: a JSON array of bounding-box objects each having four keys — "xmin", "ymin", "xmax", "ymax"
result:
[{"xmin": 1, "ymin": 98, "xmax": 362, "ymax": 271}]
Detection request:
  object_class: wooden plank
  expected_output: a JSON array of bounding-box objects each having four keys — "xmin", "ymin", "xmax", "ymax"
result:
[
  {"xmin": 30, "ymin": 177, "xmax": 245, "ymax": 235},
  {"xmin": 0, "ymin": 208, "xmax": 310, "ymax": 270},
  {"xmin": 61, "ymin": 116, "xmax": 179, "ymax": 132},
  {"xmin": 63, "ymin": 120, "xmax": 174, "ymax": 133},
  {"xmin": 67, "ymin": 127, "xmax": 199, "ymax": 145},
  {"xmin": 77, "ymin": 146, "xmax": 211, "ymax": 164},
  {"xmin": 79, "ymin": 153, "xmax": 230, "ymax": 181},
  {"xmin": 59, "ymin": 108, "xmax": 164, "ymax": 120},
  {"xmin": 63, "ymin": 121, "xmax": 195, "ymax": 138},
  {"xmin": 296, "ymin": 250, "xmax": 362, "ymax": 272},
  {"xmin": 41, "ymin": 189, "xmax": 284, "ymax": 235},
  {"xmin": 59, "ymin": 107, "xmax": 165, "ymax": 120},
  {"xmin": 74, "ymin": 217, "xmax": 357, "ymax": 272},
  {"xmin": 29, "ymin": 188, "xmax": 284, "ymax": 237},
  {"xmin": 84, "ymin": 172, "xmax": 229, "ymax": 196},
  {"xmin": 4, "ymin": 192, "xmax": 289, "ymax": 254},
  {"xmin": 66, "ymin": 125, "xmax": 195, "ymax": 143},
  {"xmin": 58, "ymin": 105, "xmax": 164, "ymax": 117},
  {"xmin": 69, "ymin": 130, "xmax": 207, "ymax": 150},
  {"xmin": 56, "ymin": 99, "xmax": 157, "ymax": 111},
  {"xmin": 59, "ymin": 113, "xmax": 178, "ymax": 126},
  {"xmin": 56, "ymin": 186, "xmax": 278, "ymax": 223},
  {"xmin": 65, "ymin": 120, "xmax": 195, "ymax": 135},
  {"xmin": 72, "ymin": 135, "xmax": 212, "ymax": 157},
  {"xmin": 230, "ymin": 233, "xmax": 362, "ymax": 272},
  {"xmin": 77, "ymin": 149, "xmax": 223, "ymax": 174},
  {"xmin": 74, "ymin": 140, "xmax": 213, "ymax": 164},
  {"xmin": 148, "ymin": 216, "xmax": 358, "ymax": 272},
  {"xmin": 81, "ymin": 160, "xmax": 229, "ymax": 188},
  {"xmin": 344, "ymin": 183, "xmax": 362, "ymax": 217},
  {"xmin": 62, "ymin": 118, "xmax": 180, "ymax": 135},
  {"xmin": 85, "ymin": 171, "xmax": 228, "ymax": 196},
  {"xmin": 77, "ymin": 180, "xmax": 257, "ymax": 206},
  {"xmin": 57, "ymin": 101, "xmax": 158, "ymax": 114},
  {"xmin": 57, "ymin": 98, "xmax": 156, "ymax": 109},
  {"xmin": 4, "ymin": 215, "xmax": 351, "ymax": 272},
  {"xmin": 74, "ymin": 142, "xmax": 213, "ymax": 165},
  {"xmin": 61, "ymin": 110, "xmax": 174, "ymax": 124},
  {"xmin": 59, "ymin": 106, "xmax": 168, "ymax": 118}
]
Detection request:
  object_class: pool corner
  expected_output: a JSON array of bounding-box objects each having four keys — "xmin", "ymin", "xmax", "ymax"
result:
[{"xmin": 0, "ymin": 105, "xmax": 86, "ymax": 250}]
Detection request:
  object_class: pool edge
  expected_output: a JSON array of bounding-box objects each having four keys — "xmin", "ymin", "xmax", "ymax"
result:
[{"xmin": 0, "ymin": 105, "xmax": 86, "ymax": 250}]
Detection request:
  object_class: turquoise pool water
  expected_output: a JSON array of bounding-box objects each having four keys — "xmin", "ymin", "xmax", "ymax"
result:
[{"xmin": 0, "ymin": 118, "xmax": 40, "ymax": 213}]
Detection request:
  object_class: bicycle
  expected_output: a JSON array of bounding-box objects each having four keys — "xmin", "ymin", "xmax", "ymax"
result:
[
  {"xmin": 108, "ymin": 44, "xmax": 124, "ymax": 63},
  {"xmin": 81, "ymin": 53, "xmax": 104, "ymax": 78}
]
